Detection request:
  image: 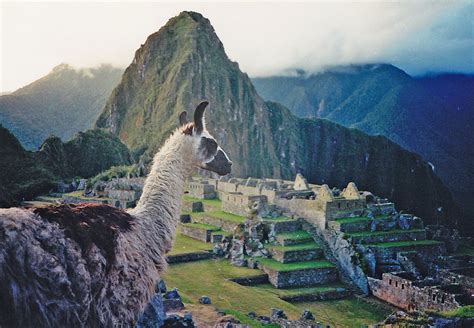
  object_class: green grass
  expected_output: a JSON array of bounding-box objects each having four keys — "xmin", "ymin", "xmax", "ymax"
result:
[
  {"xmin": 367, "ymin": 240, "xmax": 443, "ymax": 248},
  {"xmin": 251, "ymin": 283, "xmax": 346, "ymax": 297},
  {"xmin": 262, "ymin": 216, "xmax": 294, "ymax": 222},
  {"xmin": 439, "ymin": 305, "xmax": 474, "ymax": 318},
  {"xmin": 335, "ymin": 214, "xmax": 391, "ymax": 224},
  {"xmin": 269, "ymin": 242, "xmax": 321, "ymax": 252},
  {"xmin": 168, "ymin": 233, "xmax": 213, "ymax": 256},
  {"xmin": 453, "ymin": 243, "xmax": 474, "ymax": 256},
  {"xmin": 345, "ymin": 229, "xmax": 425, "ymax": 237},
  {"xmin": 212, "ymin": 230, "xmax": 233, "ymax": 237},
  {"xmin": 204, "ymin": 210, "xmax": 247, "ymax": 223},
  {"xmin": 183, "ymin": 195, "xmax": 222, "ymax": 208},
  {"xmin": 276, "ymin": 230, "xmax": 312, "ymax": 240},
  {"xmin": 163, "ymin": 259, "xmax": 392, "ymax": 327},
  {"xmin": 181, "ymin": 222, "xmax": 221, "ymax": 231},
  {"xmin": 258, "ymin": 258, "xmax": 335, "ymax": 272}
]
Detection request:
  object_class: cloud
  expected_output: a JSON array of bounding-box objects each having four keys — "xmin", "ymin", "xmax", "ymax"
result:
[{"xmin": 1, "ymin": 1, "xmax": 472, "ymax": 92}]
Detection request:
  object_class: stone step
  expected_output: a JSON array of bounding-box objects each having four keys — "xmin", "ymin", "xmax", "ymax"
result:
[
  {"xmin": 275, "ymin": 230, "xmax": 314, "ymax": 246},
  {"xmin": 367, "ymin": 240, "xmax": 446, "ymax": 263},
  {"xmin": 257, "ymin": 258, "xmax": 338, "ymax": 288},
  {"xmin": 277, "ymin": 286, "xmax": 351, "ymax": 302},
  {"xmin": 268, "ymin": 242, "xmax": 323, "ymax": 263},
  {"xmin": 345, "ymin": 229, "xmax": 427, "ymax": 244},
  {"xmin": 262, "ymin": 217, "xmax": 301, "ymax": 234},
  {"xmin": 190, "ymin": 211, "xmax": 245, "ymax": 232},
  {"xmin": 328, "ymin": 215, "xmax": 396, "ymax": 233},
  {"xmin": 180, "ymin": 222, "xmax": 221, "ymax": 242}
]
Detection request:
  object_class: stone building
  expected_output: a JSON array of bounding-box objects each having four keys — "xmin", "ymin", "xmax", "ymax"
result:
[
  {"xmin": 368, "ymin": 271, "xmax": 473, "ymax": 312},
  {"xmin": 187, "ymin": 180, "xmax": 216, "ymax": 199}
]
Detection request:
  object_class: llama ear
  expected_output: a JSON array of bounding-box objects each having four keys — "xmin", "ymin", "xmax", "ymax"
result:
[
  {"xmin": 179, "ymin": 111, "xmax": 188, "ymax": 127},
  {"xmin": 194, "ymin": 101, "xmax": 209, "ymax": 134}
]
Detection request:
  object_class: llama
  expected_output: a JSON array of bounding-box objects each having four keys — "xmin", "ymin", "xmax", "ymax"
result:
[{"xmin": 0, "ymin": 101, "xmax": 232, "ymax": 327}]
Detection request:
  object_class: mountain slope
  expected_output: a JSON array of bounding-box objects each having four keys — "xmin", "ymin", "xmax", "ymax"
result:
[
  {"xmin": 0, "ymin": 124, "xmax": 131, "ymax": 207},
  {"xmin": 253, "ymin": 66, "xmax": 474, "ymax": 224},
  {"xmin": 0, "ymin": 64, "xmax": 123, "ymax": 150},
  {"xmin": 96, "ymin": 11, "xmax": 459, "ymax": 228}
]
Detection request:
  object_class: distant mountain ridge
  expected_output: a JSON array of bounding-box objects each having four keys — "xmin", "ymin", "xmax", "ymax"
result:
[
  {"xmin": 253, "ymin": 65, "xmax": 474, "ymax": 225},
  {"xmin": 96, "ymin": 11, "xmax": 459, "ymax": 229},
  {"xmin": 0, "ymin": 64, "xmax": 123, "ymax": 150}
]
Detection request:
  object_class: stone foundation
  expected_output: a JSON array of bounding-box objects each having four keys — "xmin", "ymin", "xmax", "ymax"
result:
[{"xmin": 262, "ymin": 266, "xmax": 338, "ymax": 288}]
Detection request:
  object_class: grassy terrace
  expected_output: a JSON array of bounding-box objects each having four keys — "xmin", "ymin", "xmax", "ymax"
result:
[
  {"xmin": 345, "ymin": 229, "xmax": 425, "ymax": 237},
  {"xmin": 439, "ymin": 305, "xmax": 474, "ymax": 318},
  {"xmin": 181, "ymin": 222, "xmax": 221, "ymax": 231},
  {"xmin": 168, "ymin": 233, "xmax": 213, "ymax": 256},
  {"xmin": 269, "ymin": 242, "xmax": 321, "ymax": 252},
  {"xmin": 251, "ymin": 283, "xmax": 346, "ymax": 297},
  {"xmin": 276, "ymin": 230, "xmax": 312, "ymax": 240},
  {"xmin": 183, "ymin": 195, "xmax": 222, "ymax": 208},
  {"xmin": 262, "ymin": 216, "xmax": 294, "ymax": 222},
  {"xmin": 334, "ymin": 214, "xmax": 391, "ymax": 224},
  {"xmin": 366, "ymin": 240, "xmax": 443, "ymax": 248},
  {"xmin": 258, "ymin": 258, "xmax": 334, "ymax": 272},
  {"xmin": 164, "ymin": 259, "xmax": 392, "ymax": 327}
]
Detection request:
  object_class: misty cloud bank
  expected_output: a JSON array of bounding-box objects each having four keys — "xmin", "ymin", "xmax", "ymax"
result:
[{"xmin": 2, "ymin": 1, "xmax": 473, "ymax": 92}]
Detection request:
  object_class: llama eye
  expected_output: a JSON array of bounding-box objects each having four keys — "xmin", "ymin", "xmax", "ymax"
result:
[{"xmin": 199, "ymin": 137, "xmax": 218, "ymax": 158}]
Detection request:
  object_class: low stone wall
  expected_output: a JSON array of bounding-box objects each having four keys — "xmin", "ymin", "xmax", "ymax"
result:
[
  {"xmin": 279, "ymin": 288, "xmax": 351, "ymax": 302},
  {"xmin": 262, "ymin": 266, "xmax": 338, "ymax": 288},
  {"xmin": 166, "ymin": 251, "xmax": 213, "ymax": 264},
  {"xmin": 270, "ymin": 248, "xmax": 323, "ymax": 264},
  {"xmin": 369, "ymin": 242, "xmax": 446, "ymax": 263},
  {"xmin": 180, "ymin": 226, "xmax": 212, "ymax": 242},
  {"xmin": 229, "ymin": 274, "xmax": 269, "ymax": 286},
  {"xmin": 62, "ymin": 196, "xmax": 110, "ymax": 205},
  {"xmin": 267, "ymin": 219, "xmax": 301, "ymax": 234},
  {"xmin": 349, "ymin": 230, "xmax": 427, "ymax": 244},
  {"xmin": 192, "ymin": 214, "xmax": 240, "ymax": 232}
]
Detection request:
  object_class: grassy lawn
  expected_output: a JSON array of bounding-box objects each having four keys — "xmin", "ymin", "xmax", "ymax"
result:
[
  {"xmin": 206, "ymin": 210, "xmax": 246, "ymax": 223},
  {"xmin": 168, "ymin": 233, "xmax": 213, "ymax": 256},
  {"xmin": 439, "ymin": 305, "xmax": 474, "ymax": 318},
  {"xmin": 262, "ymin": 216, "xmax": 294, "ymax": 222},
  {"xmin": 345, "ymin": 229, "xmax": 425, "ymax": 237},
  {"xmin": 163, "ymin": 259, "xmax": 392, "ymax": 327},
  {"xmin": 250, "ymin": 283, "xmax": 346, "ymax": 297},
  {"xmin": 258, "ymin": 258, "xmax": 335, "ymax": 272},
  {"xmin": 183, "ymin": 195, "xmax": 222, "ymax": 208},
  {"xmin": 269, "ymin": 242, "xmax": 321, "ymax": 252},
  {"xmin": 367, "ymin": 240, "xmax": 443, "ymax": 248},
  {"xmin": 181, "ymin": 222, "xmax": 221, "ymax": 231},
  {"xmin": 276, "ymin": 230, "xmax": 312, "ymax": 240}
]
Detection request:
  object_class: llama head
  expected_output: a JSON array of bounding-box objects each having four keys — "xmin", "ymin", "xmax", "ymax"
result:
[{"xmin": 179, "ymin": 101, "xmax": 232, "ymax": 176}]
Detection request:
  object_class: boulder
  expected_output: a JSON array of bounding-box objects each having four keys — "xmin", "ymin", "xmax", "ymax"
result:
[
  {"xmin": 199, "ymin": 295, "xmax": 212, "ymax": 304},
  {"xmin": 271, "ymin": 308, "xmax": 287, "ymax": 319},
  {"xmin": 156, "ymin": 280, "xmax": 167, "ymax": 293},
  {"xmin": 192, "ymin": 202, "xmax": 204, "ymax": 213},
  {"xmin": 180, "ymin": 214, "xmax": 191, "ymax": 223},
  {"xmin": 300, "ymin": 309, "xmax": 315, "ymax": 321},
  {"xmin": 164, "ymin": 288, "xmax": 181, "ymax": 301}
]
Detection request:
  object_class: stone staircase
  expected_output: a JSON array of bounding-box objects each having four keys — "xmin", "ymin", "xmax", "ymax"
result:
[
  {"xmin": 253, "ymin": 218, "xmax": 345, "ymax": 295},
  {"xmin": 329, "ymin": 214, "xmax": 446, "ymax": 277}
]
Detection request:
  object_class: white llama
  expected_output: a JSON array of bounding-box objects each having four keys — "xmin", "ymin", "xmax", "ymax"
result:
[{"xmin": 0, "ymin": 101, "xmax": 232, "ymax": 327}]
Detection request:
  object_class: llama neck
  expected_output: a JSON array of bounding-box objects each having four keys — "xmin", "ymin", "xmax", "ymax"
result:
[{"xmin": 131, "ymin": 132, "xmax": 193, "ymax": 256}]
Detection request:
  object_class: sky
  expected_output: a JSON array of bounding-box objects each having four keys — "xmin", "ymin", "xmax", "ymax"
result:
[{"xmin": 1, "ymin": 1, "xmax": 473, "ymax": 93}]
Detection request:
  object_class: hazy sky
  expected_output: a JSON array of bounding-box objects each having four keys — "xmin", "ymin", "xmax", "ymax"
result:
[{"xmin": 1, "ymin": 1, "xmax": 473, "ymax": 92}]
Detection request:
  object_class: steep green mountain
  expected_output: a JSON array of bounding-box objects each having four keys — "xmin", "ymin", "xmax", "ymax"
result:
[
  {"xmin": 0, "ymin": 125, "xmax": 131, "ymax": 207},
  {"xmin": 253, "ymin": 66, "xmax": 474, "ymax": 224},
  {"xmin": 0, "ymin": 64, "xmax": 123, "ymax": 150},
  {"xmin": 96, "ymin": 11, "xmax": 459, "ymax": 228}
]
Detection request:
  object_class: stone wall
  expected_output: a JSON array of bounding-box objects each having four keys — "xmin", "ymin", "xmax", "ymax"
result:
[
  {"xmin": 262, "ymin": 266, "xmax": 338, "ymax": 288},
  {"xmin": 188, "ymin": 181, "xmax": 216, "ymax": 199},
  {"xmin": 368, "ymin": 272, "xmax": 461, "ymax": 312},
  {"xmin": 180, "ymin": 225, "xmax": 212, "ymax": 242},
  {"xmin": 274, "ymin": 198, "xmax": 326, "ymax": 229},
  {"xmin": 221, "ymin": 192, "xmax": 268, "ymax": 217}
]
